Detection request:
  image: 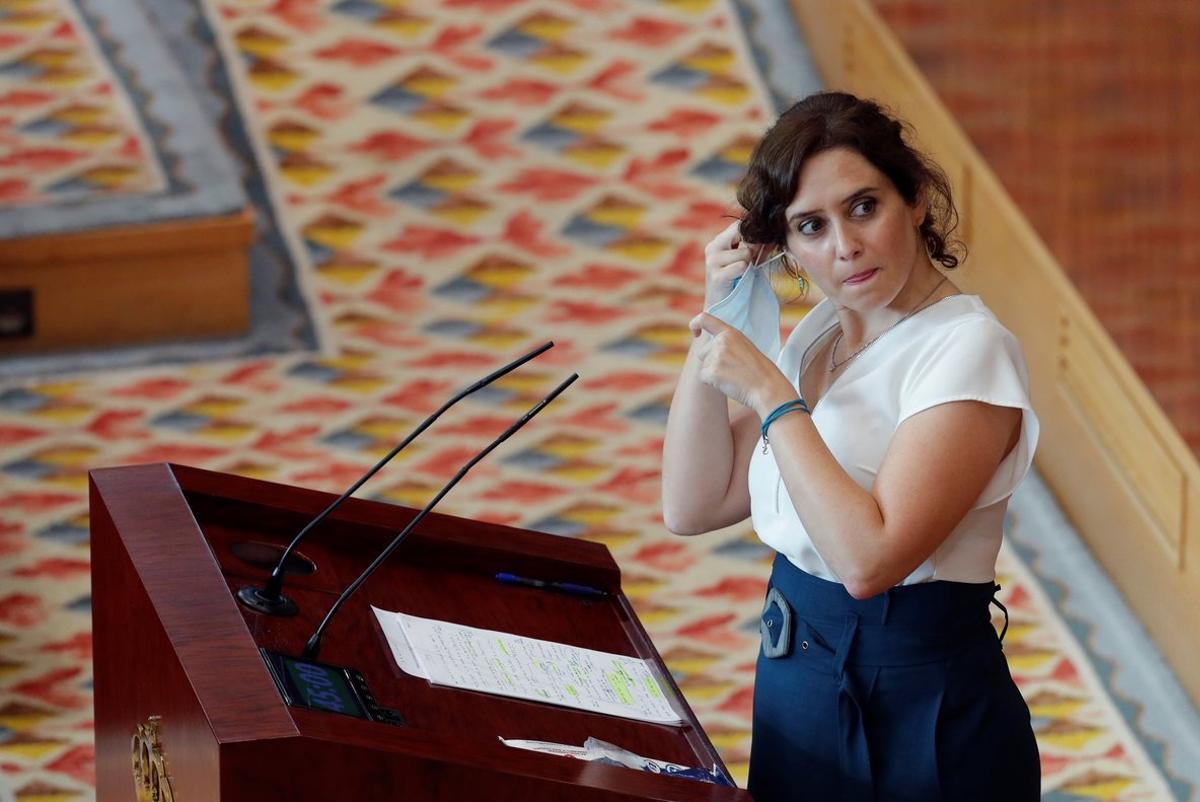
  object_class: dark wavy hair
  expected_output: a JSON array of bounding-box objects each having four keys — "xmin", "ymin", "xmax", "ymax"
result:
[{"xmin": 737, "ymin": 91, "xmax": 964, "ymax": 271}]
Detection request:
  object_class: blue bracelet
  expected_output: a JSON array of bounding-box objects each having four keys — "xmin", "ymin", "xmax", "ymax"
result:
[{"xmin": 760, "ymin": 398, "xmax": 810, "ymax": 453}]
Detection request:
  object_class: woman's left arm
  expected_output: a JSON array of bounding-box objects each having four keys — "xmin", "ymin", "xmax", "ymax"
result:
[
  {"xmin": 762, "ymin": 393, "xmax": 1019, "ymax": 599},
  {"xmin": 690, "ymin": 312, "xmax": 1021, "ymax": 600}
]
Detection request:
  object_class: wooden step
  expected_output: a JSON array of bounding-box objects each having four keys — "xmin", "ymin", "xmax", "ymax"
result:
[{"xmin": 0, "ymin": 208, "xmax": 255, "ymax": 354}]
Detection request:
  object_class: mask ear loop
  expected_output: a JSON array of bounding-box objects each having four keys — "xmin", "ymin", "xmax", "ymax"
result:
[
  {"xmin": 752, "ymin": 248, "xmax": 808, "ymax": 302},
  {"xmin": 734, "ymin": 247, "xmax": 786, "ymax": 290},
  {"xmin": 754, "ymin": 249, "xmax": 786, "ymax": 270}
]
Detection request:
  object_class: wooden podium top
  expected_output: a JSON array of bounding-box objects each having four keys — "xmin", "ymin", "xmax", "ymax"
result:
[{"xmin": 90, "ymin": 463, "xmax": 751, "ymax": 801}]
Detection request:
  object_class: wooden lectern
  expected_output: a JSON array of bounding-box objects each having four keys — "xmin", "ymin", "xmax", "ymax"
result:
[{"xmin": 91, "ymin": 463, "xmax": 752, "ymax": 801}]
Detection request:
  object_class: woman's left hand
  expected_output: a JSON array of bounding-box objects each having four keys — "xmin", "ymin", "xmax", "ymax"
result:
[{"xmin": 689, "ymin": 312, "xmax": 797, "ymax": 416}]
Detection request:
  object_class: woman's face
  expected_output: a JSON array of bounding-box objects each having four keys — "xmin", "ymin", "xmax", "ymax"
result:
[{"xmin": 782, "ymin": 147, "xmax": 927, "ymax": 310}]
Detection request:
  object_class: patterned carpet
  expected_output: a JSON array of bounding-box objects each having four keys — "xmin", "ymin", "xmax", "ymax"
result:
[
  {"xmin": 0, "ymin": 0, "xmax": 164, "ymax": 204},
  {"xmin": 0, "ymin": 0, "xmax": 1187, "ymax": 799}
]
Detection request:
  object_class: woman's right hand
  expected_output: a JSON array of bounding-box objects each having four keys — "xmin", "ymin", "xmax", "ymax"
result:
[{"xmin": 703, "ymin": 220, "xmax": 761, "ymax": 309}]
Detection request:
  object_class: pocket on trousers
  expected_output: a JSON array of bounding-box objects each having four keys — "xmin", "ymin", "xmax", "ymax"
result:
[{"xmin": 759, "ymin": 586, "xmax": 793, "ymax": 659}]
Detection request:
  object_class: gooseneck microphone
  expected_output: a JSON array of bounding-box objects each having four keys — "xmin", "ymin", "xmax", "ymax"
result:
[
  {"xmin": 237, "ymin": 342, "xmax": 555, "ymax": 616},
  {"xmin": 300, "ymin": 372, "xmax": 578, "ymax": 660}
]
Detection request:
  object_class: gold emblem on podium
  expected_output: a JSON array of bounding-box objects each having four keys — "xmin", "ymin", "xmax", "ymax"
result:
[{"xmin": 131, "ymin": 716, "xmax": 176, "ymax": 802}]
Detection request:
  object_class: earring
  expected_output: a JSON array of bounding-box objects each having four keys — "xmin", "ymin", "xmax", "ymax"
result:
[{"xmin": 796, "ymin": 274, "xmax": 808, "ymax": 296}]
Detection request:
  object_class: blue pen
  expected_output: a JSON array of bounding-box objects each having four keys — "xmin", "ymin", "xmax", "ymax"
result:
[{"xmin": 494, "ymin": 572, "xmax": 609, "ymax": 598}]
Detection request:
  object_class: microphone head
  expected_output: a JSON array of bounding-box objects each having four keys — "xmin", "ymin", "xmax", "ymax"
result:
[
  {"xmin": 236, "ymin": 585, "xmax": 299, "ymax": 617},
  {"xmin": 302, "ymin": 633, "xmax": 322, "ymax": 660}
]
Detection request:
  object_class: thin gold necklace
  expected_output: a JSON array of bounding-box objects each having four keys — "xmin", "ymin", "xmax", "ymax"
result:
[{"xmin": 828, "ymin": 275, "xmax": 949, "ymax": 372}]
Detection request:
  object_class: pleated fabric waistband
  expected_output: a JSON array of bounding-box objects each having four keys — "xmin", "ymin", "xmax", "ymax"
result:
[{"xmin": 764, "ymin": 553, "xmax": 1002, "ymax": 668}]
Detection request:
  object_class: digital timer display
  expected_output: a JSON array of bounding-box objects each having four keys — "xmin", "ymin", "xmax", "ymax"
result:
[{"xmin": 279, "ymin": 656, "xmax": 366, "ymax": 718}]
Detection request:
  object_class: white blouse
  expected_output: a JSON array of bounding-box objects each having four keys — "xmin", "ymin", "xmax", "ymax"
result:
[{"xmin": 746, "ymin": 294, "xmax": 1040, "ymax": 585}]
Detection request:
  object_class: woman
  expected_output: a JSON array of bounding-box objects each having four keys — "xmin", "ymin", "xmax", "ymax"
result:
[{"xmin": 661, "ymin": 91, "xmax": 1041, "ymax": 801}]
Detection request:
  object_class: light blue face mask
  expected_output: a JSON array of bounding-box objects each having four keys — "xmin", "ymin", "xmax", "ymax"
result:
[{"xmin": 704, "ymin": 251, "xmax": 785, "ymax": 362}]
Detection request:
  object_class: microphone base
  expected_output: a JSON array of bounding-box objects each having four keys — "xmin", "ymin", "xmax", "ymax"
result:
[{"xmin": 237, "ymin": 585, "xmax": 299, "ymax": 617}]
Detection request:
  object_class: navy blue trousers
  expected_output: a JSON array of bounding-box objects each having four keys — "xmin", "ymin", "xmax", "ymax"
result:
[{"xmin": 748, "ymin": 555, "xmax": 1040, "ymax": 801}]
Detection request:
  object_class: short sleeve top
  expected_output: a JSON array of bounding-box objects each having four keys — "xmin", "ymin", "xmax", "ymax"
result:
[{"xmin": 747, "ymin": 293, "xmax": 1040, "ymax": 585}]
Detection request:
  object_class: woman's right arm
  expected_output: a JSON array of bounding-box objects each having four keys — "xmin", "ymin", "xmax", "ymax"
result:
[
  {"xmin": 662, "ymin": 354, "xmax": 761, "ymax": 535},
  {"xmin": 661, "ymin": 220, "xmax": 762, "ymax": 535}
]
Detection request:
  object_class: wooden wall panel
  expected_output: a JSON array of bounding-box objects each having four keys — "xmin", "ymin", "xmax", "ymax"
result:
[
  {"xmin": 787, "ymin": 0, "xmax": 1200, "ymax": 706},
  {"xmin": 871, "ymin": 0, "xmax": 1200, "ymax": 457}
]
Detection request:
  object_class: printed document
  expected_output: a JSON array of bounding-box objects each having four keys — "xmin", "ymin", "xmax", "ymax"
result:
[{"xmin": 372, "ymin": 607, "xmax": 681, "ymax": 724}]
